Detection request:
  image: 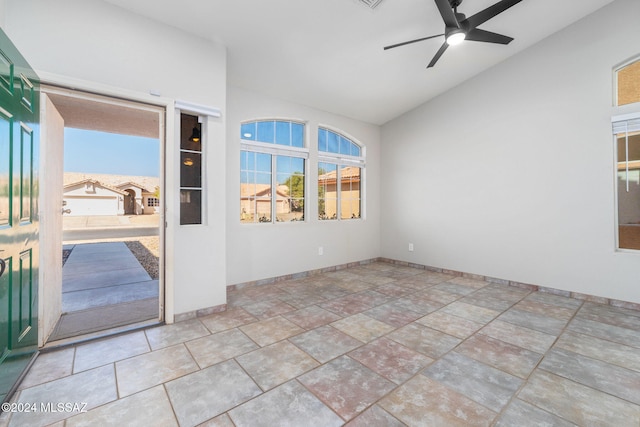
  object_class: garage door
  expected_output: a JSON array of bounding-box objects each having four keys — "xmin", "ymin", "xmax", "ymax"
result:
[{"xmin": 64, "ymin": 196, "xmax": 118, "ymax": 216}]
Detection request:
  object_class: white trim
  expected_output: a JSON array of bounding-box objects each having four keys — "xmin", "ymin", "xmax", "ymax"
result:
[
  {"xmin": 612, "ymin": 112, "xmax": 640, "ymax": 123},
  {"xmin": 37, "ymin": 71, "xmax": 173, "ymax": 109},
  {"xmin": 240, "ymin": 140, "xmax": 309, "ymax": 159},
  {"xmin": 38, "ymin": 75, "xmax": 173, "ymax": 325},
  {"xmin": 318, "ymin": 154, "xmax": 365, "ymax": 167},
  {"xmin": 175, "ymin": 99, "xmax": 221, "ymax": 118}
]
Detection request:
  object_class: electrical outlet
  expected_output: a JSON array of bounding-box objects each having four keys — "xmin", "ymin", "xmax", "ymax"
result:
[
  {"xmin": 408, "ymin": 243, "xmax": 414, "ymax": 252},
  {"xmin": 318, "ymin": 246, "xmax": 324, "ymax": 256}
]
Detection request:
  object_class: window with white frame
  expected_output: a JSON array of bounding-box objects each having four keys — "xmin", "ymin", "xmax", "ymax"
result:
[
  {"xmin": 318, "ymin": 127, "xmax": 364, "ymax": 220},
  {"xmin": 147, "ymin": 197, "xmax": 160, "ymax": 207},
  {"xmin": 180, "ymin": 113, "xmax": 203, "ymax": 225},
  {"xmin": 613, "ymin": 57, "xmax": 640, "ymax": 250},
  {"xmin": 240, "ymin": 120, "xmax": 307, "ymax": 223}
]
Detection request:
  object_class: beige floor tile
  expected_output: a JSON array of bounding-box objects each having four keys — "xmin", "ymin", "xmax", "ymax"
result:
[
  {"xmin": 417, "ymin": 310, "xmax": 483, "ymax": 339},
  {"xmin": 65, "ymin": 386, "xmax": 177, "ymax": 427},
  {"xmin": 236, "ymin": 341, "xmax": 319, "ymax": 391},
  {"xmin": 144, "ymin": 319, "xmax": 211, "ymax": 350},
  {"xmin": 379, "ymin": 375, "xmax": 496, "ymax": 427},
  {"xmin": 73, "ymin": 331, "xmax": 150, "ymax": 373},
  {"xmin": 10, "ymin": 365, "xmax": 117, "ymax": 426},
  {"xmin": 239, "ymin": 316, "xmax": 304, "ymax": 346},
  {"xmin": 518, "ymin": 370, "xmax": 640, "ymax": 426},
  {"xmin": 18, "ymin": 347, "xmax": 75, "ymax": 390},
  {"xmin": 331, "ymin": 313, "xmax": 395, "ymax": 343},
  {"xmin": 186, "ymin": 328, "xmax": 258, "ymax": 368},
  {"xmin": 115, "ymin": 344, "xmax": 199, "ymax": 397}
]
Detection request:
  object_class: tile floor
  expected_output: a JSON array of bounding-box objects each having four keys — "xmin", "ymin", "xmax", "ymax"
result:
[{"xmin": 2, "ymin": 261, "xmax": 640, "ymax": 426}]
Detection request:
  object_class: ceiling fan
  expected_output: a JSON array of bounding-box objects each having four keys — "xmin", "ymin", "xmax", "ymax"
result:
[{"xmin": 384, "ymin": 0, "xmax": 523, "ymax": 68}]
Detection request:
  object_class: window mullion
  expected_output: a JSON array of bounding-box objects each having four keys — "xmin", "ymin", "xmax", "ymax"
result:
[
  {"xmin": 625, "ymin": 123, "xmax": 630, "ymax": 192},
  {"xmin": 271, "ymin": 154, "xmax": 277, "ymax": 223},
  {"xmin": 336, "ymin": 166, "xmax": 341, "ymax": 220}
]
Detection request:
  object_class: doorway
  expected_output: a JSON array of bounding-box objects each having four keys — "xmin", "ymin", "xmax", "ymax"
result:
[{"xmin": 41, "ymin": 86, "xmax": 165, "ymax": 343}]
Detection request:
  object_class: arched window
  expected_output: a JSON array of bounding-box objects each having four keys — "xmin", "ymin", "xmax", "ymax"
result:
[
  {"xmin": 318, "ymin": 128, "xmax": 365, "ymax": 220},
  {"xmin": 240, "ymin": 120, "xmax": 307, "ymax": 223}
]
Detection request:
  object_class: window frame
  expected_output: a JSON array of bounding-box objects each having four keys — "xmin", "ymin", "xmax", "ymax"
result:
[
  {"xmin": 612, "ymin": 113, "xmax": 640, "ymax": 252},
  {"xmin": 179, "ymin": 112, "xmax": 204, "ymax": 226},
  {"xmin": 240, "ymin": 119, "xmax": 308, "ymax": 224},
  {"xmin": 612, "ymin": 56, "xmax": 640, "ymax": 252},
  {"xmin": 317, "ymin": 126, "xmax": 366, "ymax": 221},
  {"xmin": 614, "ymin": 56, "xmax": 640, "ymax": 108}
]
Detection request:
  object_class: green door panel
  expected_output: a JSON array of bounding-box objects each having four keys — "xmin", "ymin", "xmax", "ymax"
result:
[{"xmin": 0, "ymin": 27, "xmax": 40, "ymax": 405}]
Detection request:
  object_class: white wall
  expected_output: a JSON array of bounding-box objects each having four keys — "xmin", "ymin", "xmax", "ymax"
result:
[
  {"xmin": 381, "ymin": 0, "xmax": 640, "ymax": 303},
  {"xmin": 4, "ymin": 0, "xmax": 228, "ymax": 317},
  {"xmin": 226, "ymin": 87, "xmax": 381, "ymax": 285}
]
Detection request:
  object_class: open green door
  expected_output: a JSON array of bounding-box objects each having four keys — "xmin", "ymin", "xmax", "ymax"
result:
[{"xmin": 0, "ymin": 28, "xmax": 40, "ymax": 404}]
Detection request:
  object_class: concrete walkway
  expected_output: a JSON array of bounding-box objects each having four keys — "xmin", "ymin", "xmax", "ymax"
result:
[{"xmin": 50, "ymin": 242, "xmax": 159, "ymax": 341}]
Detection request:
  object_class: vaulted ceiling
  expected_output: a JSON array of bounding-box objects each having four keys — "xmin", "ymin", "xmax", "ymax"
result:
[{"xmin": 102, "ymin": 0, "xmax": 615, "ymax": 125}]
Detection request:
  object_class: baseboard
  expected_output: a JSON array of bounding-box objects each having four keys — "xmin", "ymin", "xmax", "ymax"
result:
[
  {"xmin": 378, "ymin": 257, "xmax": 640, "ymax": 312},
  {"xmin": 175, "ymin": 257, "xmax": 640, "ymax": 322}
]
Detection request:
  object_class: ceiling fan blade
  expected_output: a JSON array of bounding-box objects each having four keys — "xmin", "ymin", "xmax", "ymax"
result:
[
  {"xmin": 427, "ymin": 42, "xmax": 449, "ymax": 68},
  {"xmin": 434, "ymin": 0, "xmax": 459, "ymax": 28},
  {"xmin": 465, "ymin": 28, "xmax": 513, "ymax": 45},
  {"xmin": 384, "ymin": 34, "xmax": 444, "ymax": 50},
  {"xmin": 461, "ymin": 0, "xmax": 523, "ymax": 30}
]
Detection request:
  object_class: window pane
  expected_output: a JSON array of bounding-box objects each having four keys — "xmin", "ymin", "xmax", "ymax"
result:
[
  {"xmin": 327, "ymin": 131, "xmax": 339, "ymax": 153},
  {"xmin": 0, "ymin": 112, "xmax": 10, "ymax": 226},
  {"xmin": 181, "ymin": 113, "xmax": 203, "ymax": 225},
  {"xmin": 276, "ymin": 155, "xmax": 291, "ymax": 174},
  {"xmin": 255, "ymin": 197, "xmax": 272, "ymax": 223},
  {"xmin": 318, "ymin": 128, "xmax": 327, "ymax": 152},
  {"xmin": 351, "ymin": 143, "xmax": 361, "ymax": 157},
  {"xmin": 276, "ymin": 155, "xmax": 305, "ymax": 222},
  {"xmin": 180, "ymin": 114, "xmax": 201, "ymax": 152},
  {"xmin": 617, "ymin": 130, "xmax": 640, "ymax": 249},
  {"xmin": 256, "ymin": 152, "xmax": 271, "ymax": 173},
  {"xmin": 292, "ymin": 123, "xmax": 304, "ymax": 148},
  {"xmin": 257, "ymin": 121, "xmax": 275, "ymax": 143},
  {"xmin": 240, "ymin": 149, "xmax": 273, "ymax": 223},
  {"xmin": 617, "ymin": 60, "xmax": 640, "ymax": 106},
  {"xmin": 340, "ymin": 167, "xmax": 361, "ymax": 220},
  {"xmin": 318, "ymin": 162, "xmax": 337, "ymax": 220},
  {"xmin": 275, "ymin": 121, "xmax": 291, "ymax": 146},
  {"xmin": 241, "ymin": 122, "xmax": 257, "ymax": 140},
  {"xmin": 180, "ymin": 190, "xmax": 202, "ymax": 225},
  {"xmin": 339, "ymin": 136, "xmax": 351, "ymax": 155},
  {"xmin": 181, "ymin": 152, "xmax": 202, "ymax": 188},
  {"xmin": 20, "ymin": 125, "xmax": 32, "ymax": 222}
]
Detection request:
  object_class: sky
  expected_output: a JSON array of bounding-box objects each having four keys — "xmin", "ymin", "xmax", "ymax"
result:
[{"xmin": 64, "ymin": 128, "xmax": 160, "ymax": 177}]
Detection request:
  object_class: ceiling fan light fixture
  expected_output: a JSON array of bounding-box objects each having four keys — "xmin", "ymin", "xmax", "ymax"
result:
[{"xmin": 446, "ymin": 29, "xmax": 466, "ymax": 46}]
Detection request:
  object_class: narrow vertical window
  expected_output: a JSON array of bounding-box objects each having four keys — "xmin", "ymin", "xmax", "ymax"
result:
[
  {"xmin": 613, "ymin": 57, "xmax": 640, "ymax": 250},
  {"xmin": 613, "ymin": 118, "xmax": 640, "ymax": 250},
  {"xmin": 180, "ymin": 113, "xmax": 202, "ymax": 225},
  {"xmin": 318, "ymin": 128, "xmax": 364, "ymax": 221}
]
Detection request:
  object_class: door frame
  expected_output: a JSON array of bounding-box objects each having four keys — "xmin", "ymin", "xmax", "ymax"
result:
[{"xmin": 37, "ymin": 72, "xmax": 176, "ymax": 346}]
